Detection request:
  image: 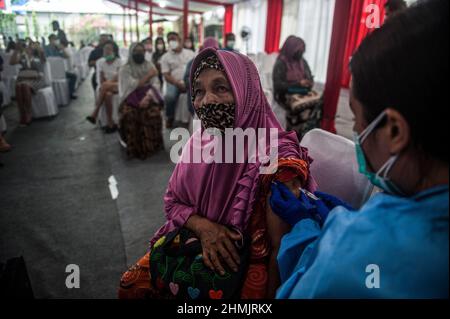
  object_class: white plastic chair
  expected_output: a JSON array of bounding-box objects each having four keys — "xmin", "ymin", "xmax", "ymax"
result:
[
  {"xmin": 0, "ymin": 114, "xmax": 7, "ymax": 133},
  {"xmin": 72, "ymin": 50, "xmax": 84, "ymax": 84},
  {"xmin": 248, "ymin": 53, "xmax": 257, "ymax": 65},
  {"xmin": 96, "ymin": 59, "xmax": 120, "ymax": 128},
  {"xmin": 47, "ymin": 57, "xmax": 70, "ymax": 106},
  {"xmin": 174, "ymin": 93, "xmax": 191, "ymax": 124},
  {"xmin": 119, "ymin": 48, "xmax": 129, "ymax": 61},
  {"xmin": 255, "ymin": 52, "xmax": 265, "ymax": 72},
  {"xmin": 271, "ymin": 99, "xmax": 287, "ymax": 130},
  {"xmin": 97, "ymin": 94, "xmax": 120, "ymax": 128},
  {"xmin": 31, "ymin": 62, "xmax": 59, "ymax": 118},
  {"xmin": 301, "ymin": 129, "xmax": 374, "ymax": 209},
  {"xmin": 31, "ymin": 86, "xmax": 59, "ymax": 118},
  {"xmin": 0, "ymin": 81, "xmax": 11, "ymax": 107},
  {"xmin": 1, "ymin": 52, "xmax": 20, "ymax": 98},
  {"xmin": 80, "ymin": 46, "xmax": 94, "ymax": 79},
  {"xmin": 260, "ymin": 53, "xmax": 277, "ymax": 91}
]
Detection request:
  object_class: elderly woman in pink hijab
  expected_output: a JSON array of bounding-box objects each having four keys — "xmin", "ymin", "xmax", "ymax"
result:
[
  {"xmin": 185, "ymin": 37, "xmax": 220, "ymax": 115},
  {"xmin": 118, "ymin": 47, "xmax": 316, "ymax": 299}
]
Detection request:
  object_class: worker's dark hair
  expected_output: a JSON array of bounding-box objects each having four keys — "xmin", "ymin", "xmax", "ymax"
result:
[
  {"xmin": 225, "ymin": 33, "xmax": 235, "ymax": 40},
  {"xmin": 167, "ymin": 32, "xmax": 179, "ymax": 39},
  {"xmin": 385, "ymin": 0, "xmax": 408, "ymax": 11},
  {"xmin": 51, "ymin": 20, "xmax": 59, "ymax": 28},
  {"xmin": 103, "ymin": 40, "xmax": 120, "ymax": 58},
  {"xmin": 350, "ymin": 0, "xmax": 448, "ymax": 163},
  {"xmin": 155, "ymin": 37, "xmax": 166, "ymax": 49}
]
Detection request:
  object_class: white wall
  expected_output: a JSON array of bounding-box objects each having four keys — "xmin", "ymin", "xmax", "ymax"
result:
[{"xmin": 232, "ymin": 0, "xmax": 268, "ymax": 55}]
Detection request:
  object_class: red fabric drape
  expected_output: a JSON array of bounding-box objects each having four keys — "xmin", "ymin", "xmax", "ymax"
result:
[
  {"xmin": 322, "ymin": 0, "xmax": 387, "ymax": 133},
  {"xmin": 223, "ymin": 4, "xmax": 233, "ymax": 46},
  {"xmin": 321, "ymin": 0, "xmax": 353, "ymax": 133},
  {"xmin": 341, "ymin": 0, "xmax": 386, "ymax": 87},
  {"xmin": 264, "ymin": 0, "xmax": 283, "ymax": 53}
]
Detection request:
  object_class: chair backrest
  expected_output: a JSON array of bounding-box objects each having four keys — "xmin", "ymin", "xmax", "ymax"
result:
[
  {"xmin": 301, "ymin": 129, "xmax": 374, "ymax": 209},
  {"xmin": 260, "ymin": 53, "xmax": 278, "ymax": 90},
  {"xmin": 247, "ymin": 53, "xmax": 257, "ymax": 64},
  {"xmin": 119, "ymin": 48, "xmax": 129, "ymax": 60},
  {"xmin": 95, "ymin": 58, "xmax": 102, "ymax": 86},
  {"xmin": 42, "ymin": 62, "xmax": 52, "ymax": 86},
  {"xmin": 80, "ymin": 46, "xmax": 94, "ymax": 64},
  {"xmin": 47, "ymin": 57, "xmax": 67, "ymax": 80},
  {"xmin": 255, "ymin": 52, "xmax": 265, "ymax": 72},
  {"xmin": 69, "ymin": 47, "xmax": 77, "ymax": 56},
  {"xmin": 73, "ymin": 51, "xmax": 82, "ymax": 66},
  {"xmin": 1, "ymin": 53, "xmax": 20, "ymax": 78},
  {"xmin": 262, "ymin": 53, "xmax": 278, "ymax": 74}
]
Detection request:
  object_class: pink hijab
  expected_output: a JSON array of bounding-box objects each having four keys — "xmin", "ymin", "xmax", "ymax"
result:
[
  {"xmin": 202, "ymin": 37, "xmax": 219, "ymax": 50},
  {"xmin": 150, "ymin": 48, "xmax": 316, "ymax": 246}
]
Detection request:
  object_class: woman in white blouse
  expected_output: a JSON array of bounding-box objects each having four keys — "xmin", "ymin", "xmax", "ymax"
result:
[{"xmin": 86, "ymin": 41, "xmax": 122, "ymax": 133}]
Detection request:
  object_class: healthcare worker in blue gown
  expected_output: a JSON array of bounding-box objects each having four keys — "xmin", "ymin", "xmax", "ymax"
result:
[{"xmin": 270, "ymin": 0, "xmax": 449, "ymax": 299}]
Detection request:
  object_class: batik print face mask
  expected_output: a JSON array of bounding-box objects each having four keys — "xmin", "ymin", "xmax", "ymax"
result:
[
  {"xmin": 192, "ymin": 54, "xmax": 235, "ymax": 132},
  {"xmin": 195, "ymin": 103, "xmax": 235, "ymax": 132}
]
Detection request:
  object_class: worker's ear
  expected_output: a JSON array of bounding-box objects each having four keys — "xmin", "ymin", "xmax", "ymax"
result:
[{"xmin": 384, "ymin": 108, "xmax": 411, "ymax": 155}]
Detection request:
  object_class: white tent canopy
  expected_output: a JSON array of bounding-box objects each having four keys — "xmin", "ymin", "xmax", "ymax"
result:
[
  {"xmin": 12, "ymin": 0, "xmax": 127, "ymax": 15},
  {"xmin": 107, "ymin": 0, "xmax": 239, "ymax": 17}
]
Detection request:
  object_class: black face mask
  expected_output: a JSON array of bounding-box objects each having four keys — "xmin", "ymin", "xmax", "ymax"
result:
[
  {"xmin": 293, "ymin": 51, "xmax": 303, "ymax": 60},
  {"xmin": 132, "ymin": 53, "xmax": 145, "ymax": 64}
]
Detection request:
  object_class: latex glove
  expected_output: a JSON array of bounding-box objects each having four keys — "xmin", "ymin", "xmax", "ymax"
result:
[
  {"xmin": 308, "ymin": 191, "xmax": 354, "ymax": 224},
  {"xmin": 315, "ymin": 190, "xmax": 354, "ymax": 210},
  {"xmin": 269, "ymin": 182, "xmax": 316, "ymax": 226}
]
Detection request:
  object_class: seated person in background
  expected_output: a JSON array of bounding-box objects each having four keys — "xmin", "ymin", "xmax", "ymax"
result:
[
  {"xmin": 160, "ymin": 32, "xmax": 195, "ymax": 128},
  {"xmin": 87, "ymin": 34, "xmax": 110, "ymax": 92},
  {"xmin": 44, "ymin": 34, "xmax": 78, "ymax": 99},
  {"xmin": 270, "ymin": 0, "xmax": 448, "ymax": 299},
  {"xmin": 142, "ymin": 37, "xmax": 153, "ymax": 62},
  {"xmin": 183, "ymin": 35, "xmax": 195, "ymax": 52},
  {"xmin": 10, "ymin": 40, "xmax": 46, "ymax": 126},
  {"xmin": 118, "ymin": 43, "xmax": 163, "ymax": 159},
  {"xmin": 223, "ymin": 33, "xmax": 237, "ymax": 52},
  {"xmin": 273, "ymin": 36, "xmax": 321, "ymax": 139},
  {"xmin": 385, "ymin": 0, "xmax": 408, "ymax": 19},
  {"xmin": 86, "ymin": 41, "xmax": 122, "ymax": 133},
  {"xmin": 151, "ymin": 37, "xmax": 167, "ymax": 92},
  {"xmin": 118, "ymin": 48, "xmax": 317, "ymax": 299}
]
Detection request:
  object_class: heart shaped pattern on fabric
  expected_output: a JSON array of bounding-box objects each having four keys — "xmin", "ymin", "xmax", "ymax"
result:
[
  {"xmin": 209, "ymin": 289, "xmax": 223, "ymax": 299},
  {"xmin": 169, "ymin": 282, "xmax": 179, "ymax": 295},
  {"xmin": 188, "ymin": 286, "xmax": 200, "ymax": 299}
]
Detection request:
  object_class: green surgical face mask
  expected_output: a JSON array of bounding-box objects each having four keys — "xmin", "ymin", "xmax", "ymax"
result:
[
  {"xmin": 353, "ymin": 111, "xmax": 404, "ymax": 196},
  {"xmin": 105, "ymin": 54, "xmax": 115, "ymax": 62},
  {"xmin": 226, "ymin": 40, "xmax": 235, "ymax": 49}
]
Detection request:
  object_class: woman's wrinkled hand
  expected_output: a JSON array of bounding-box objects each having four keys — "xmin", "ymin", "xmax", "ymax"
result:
[{"xmin": 187, "ymin": 216, "xmax": 242, "ymax": 275}]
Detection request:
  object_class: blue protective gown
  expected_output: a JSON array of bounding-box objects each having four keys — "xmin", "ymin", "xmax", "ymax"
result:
[{"xmin": 276, "ymin": 185, "xmax": 449, "ymax": 299}]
